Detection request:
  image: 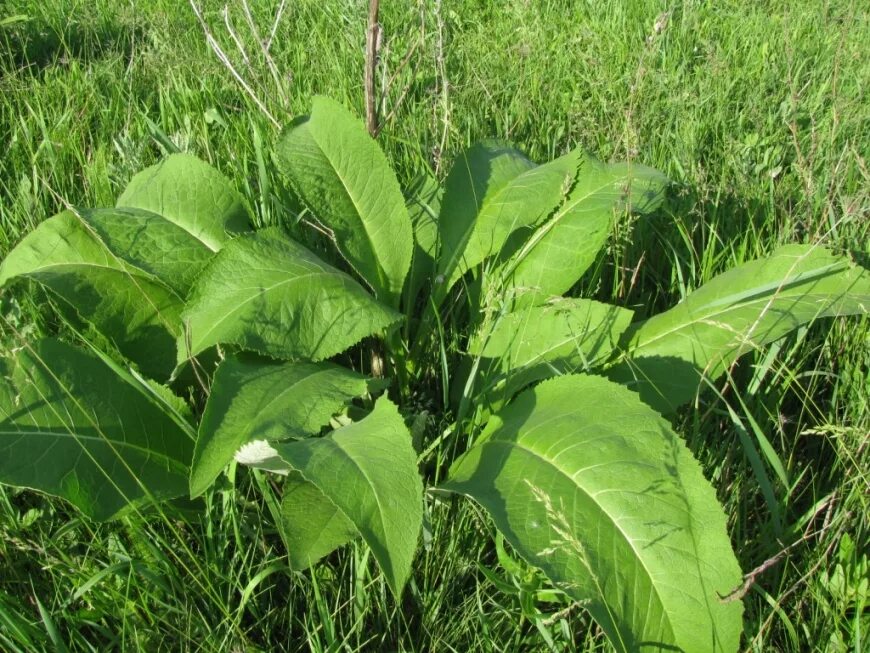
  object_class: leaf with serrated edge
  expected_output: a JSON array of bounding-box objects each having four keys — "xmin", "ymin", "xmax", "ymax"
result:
[
  {"xmin": 179, "ymin": 228, "xmax": 402, "ymax": 364},
  {"xmin": 609, "ymin": 244, "xmax": 870, "ymax": 412},
  {"xmin": 190, "ymin": 355, "xmax": 371, "ymax": 497},
  {"xmin": 276, "ymin": 97, "xmax": 412, "ymax": 305},
  {"xmin": 493, "ymin": 154, "xmax": 667, "ymax": 308},
  {"xmin": 116, "ymin": 153, "xmax": 250, "ymax": 251},
  {"xmin": 447, "ymin": 148, "xmax": 583, "ymax": 291},
  {"xmin": 281, "ymin": 472, "xmax": 357, "ymax": 570},
  {"xmin": 0, "ymin": 338, "xmax": 193, "ymax": 520},
  {"xmin": 270, "ymin": 397, "xmax": 423, "ymax": 596},
  {"xmin": 442, "ymin": 375, "xmax": 743, "ymax": 652},
  {"xmin": 474, "ymin": 298, "xmax": 633, "ymax": 404},
  {"xmin": 0, "ymin": 210, "xmax": 184, "ymax": 380},
  {"xmin": 436, "ymin": 140, "xmax": 535, "ymax": 298}
]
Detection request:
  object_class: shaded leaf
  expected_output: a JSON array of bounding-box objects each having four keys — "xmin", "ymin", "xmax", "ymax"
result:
[
  {"xmin": 276, "ymin": 96, "xmax": 412, "ymax": 305},
  {"xmin": 281, "ymin": 472, "xmax": 357, "ymax": 570},
  {"xmin": 0, "ymin": 339, "xmax": 193, "ymax": 520},
  {"xmin": 403, "ymin": 173, "xmax": 442, "ymax": 308},
  {"xmin": 610, "ymin": 245, "xmax": 870, "ymax": 412},
  {"xmin": 190, "ymin": 354, "xmax": 371, "ymax": 497},
  {"xmin": 179, "ymin": 228, "xmax": 402, "ymax": 364},
  {"xmin": 442, "ymin": 375, "xmax": 743, "ymax": 653}
]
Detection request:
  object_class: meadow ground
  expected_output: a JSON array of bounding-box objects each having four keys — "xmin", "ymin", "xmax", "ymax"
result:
[{"xmin": 0, "ymin": 1, "xmax": 868, "ymax": 650}]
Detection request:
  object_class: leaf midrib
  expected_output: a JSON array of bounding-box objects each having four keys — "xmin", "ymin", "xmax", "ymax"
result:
[
  {"xmin": 631, "ymin": 269, "xmax": 856, "ymax": 352},
  {"xmin": 188, "ymin": 267, "xmax": 355, "ymax": 353},
  {"xmin": 305, "ymin": 123, "xmax": 395, "ymax": 294},
  {"xmin": 501, "ymin": 168, "xmax": 627, "ymax": 278},
  {"xmin": 480, "ymin": 432, "xmax": 685, "ymax": 644},
  {"xmin": 0, "ymin": 428, "xmax": 188, "ymax": 472}
]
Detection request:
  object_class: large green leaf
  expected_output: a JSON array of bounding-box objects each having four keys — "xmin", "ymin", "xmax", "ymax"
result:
[
  {"xmin": 442, "ymin": 375, "xmax": 743, "ymax": 652},
  {"xmin": 610, "ymin": 245, "xmax": 870, "ymax": 413},
  {"xmin": 179, "ymin": 228, "xmax": 402, "ymax": 364},
  {"xmin": 116, "ymin": 152, "xmax": 250, "ymax": 251},
  {"xmin": 472, "ymin": 298, "xmax": 633, "ymax": 405},
  {"xmin": 270, "ymin": 397, "xmax": 422, "ymax": 596},
  {"xmin": 280, "ymin": 472, "xmax": 357, "ymax": 571},
  {"xmin": 436, "ymin": 141, "xmax": 535, "ymax": 298},
  {"xmin": 190, "ymin": 354, "xmax": 371, "ymax": 497},
  {"xmin": 275, "ymin": 96, "xmax": 413, "ymax": 305},
  {"xmin": 0, "ymin": 338, "xmax": 193, "ymax": 520},
  {"xmin": 0, "ymin": 210, "xmax": 184, "ymax": 380},
  {"xmin": 492, "ymin": 154, "xmax": 667, "ymax": 307}
]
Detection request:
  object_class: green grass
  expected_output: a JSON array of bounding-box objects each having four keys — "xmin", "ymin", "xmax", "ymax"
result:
[{"xmin": 1, "ymin": 0, "xmax": 868, "ymax": 650}]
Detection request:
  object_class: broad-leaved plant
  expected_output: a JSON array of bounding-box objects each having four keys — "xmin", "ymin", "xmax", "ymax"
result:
[{"xmin": 1, "ymin": 97, "xmax": 868, "ymax": 652}]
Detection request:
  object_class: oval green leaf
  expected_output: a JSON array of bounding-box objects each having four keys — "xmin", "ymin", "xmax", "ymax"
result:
[
  {"xmin": 179, "ymin": 228, "xmax": 402, "ymax": 364},
  {"xmin": 442, "ymin": 374, "xmax": 744, "ymax": 652},
  {"xmin": 609, "ymin": 244, "xmax": 870, "ymax": 413},
  {"xmin": 0, "ymin": 338, "xmax": 193, "ymax": 520},
  {"xmin": 276, "ymin": 96, "xmax": 413, "ymax": 305},
  {"xmin": 80, "ymin": 207, "xmax": 216, "ymax": 295},
  {"xmin": 473, "ymin": 298, "xmax": 633, "ymax": 405},
  {"xmin": 446, "ymin": 148, "xmax": 585, "ymax": 292}
]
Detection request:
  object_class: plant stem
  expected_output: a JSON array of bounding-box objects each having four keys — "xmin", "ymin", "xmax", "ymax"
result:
[{"xmin": 364, "ymin": 0, "xmax": 381, "ymax": 137}]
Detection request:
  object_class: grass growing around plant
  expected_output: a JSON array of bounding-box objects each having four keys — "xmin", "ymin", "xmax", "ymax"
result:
[{"xmin": 1, "ymin": 0, "xmax": 868, "ymax": 651}]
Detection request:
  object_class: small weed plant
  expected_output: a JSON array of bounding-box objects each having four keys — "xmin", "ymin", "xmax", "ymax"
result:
[{"xmin": 1, "ymin": 97, "xmax": 867, "ymax": 652}]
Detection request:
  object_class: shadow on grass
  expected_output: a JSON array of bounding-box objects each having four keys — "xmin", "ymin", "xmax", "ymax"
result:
[{"xmin": 1, "ymin": 10, "xmax": 146, "ymax": 73}]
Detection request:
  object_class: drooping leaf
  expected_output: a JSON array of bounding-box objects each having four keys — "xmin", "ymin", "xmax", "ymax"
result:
[
  {"xmin": 116, "ymin": 152, "xmax": 250, "ymax": 251},
  {"xmin": 492, "ymin": 154, "xmax": 667, "ymax": 307},
  {"xmin": 436, "ymin": 140, "xmax": 536, "ymax": 298},
  {"xmin": 609, "ymin": 244, "xmax": 870, "ymax": 413},
  {"xmin": 472, "ymin": 298, "xmax": 633, "ymax": 405},
  {"xmin": 190, "ymin": 354, "xmax": 371, "ymax": 497},
  {"xmin": 0, "ymin": 338, "xmax": 193, "ymax": 520},
  {"xmin": 281, "ymin": 472, "xmax": 357, "ymax": 570},
  {"xmin": 442, "ymin": 375, "xmax": 743, "ymax": 653},
  {"xmin": 275, "ymin": 96, "xmax": 413, "ymax": 305},
  {"xmin": 0, "ymin": 211, "xmax": 184, "ymax": 380},
  {"xmin": 179, "ymin": 228, "xmax": 402, "ymax": 364},
  {"xmin": 271, "ymin": 397, "xmax": 422, "ymax": 596}
]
